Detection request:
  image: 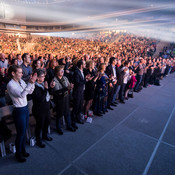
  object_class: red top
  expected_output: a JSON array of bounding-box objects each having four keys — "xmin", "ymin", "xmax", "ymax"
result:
[{"xmin": 129, "ymin": 75, "xmax": 137, "ymax": 89}]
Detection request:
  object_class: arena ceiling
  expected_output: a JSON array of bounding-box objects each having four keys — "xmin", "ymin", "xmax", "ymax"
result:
[{"xmin": 0, "ymin": 0, "xmax": 175, "ymax": 42}]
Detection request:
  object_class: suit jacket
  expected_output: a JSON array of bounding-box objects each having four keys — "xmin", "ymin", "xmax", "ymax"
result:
[
  {"xmin": 106, "ymin": 65, "xmax": 114, "ymax": 77},
  {"xmin": 72, "ymin": 68, "xmax": 86, "ymax": 98},
  {"xmin": 116, "ymin": 66, "xmax": 124, "ymax": 85},
  {"xmin": 106, "ymin": 64, "xmax": 117, "ymax": 86}
]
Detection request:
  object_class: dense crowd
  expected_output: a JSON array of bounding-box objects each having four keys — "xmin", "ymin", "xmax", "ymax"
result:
[{"xmin": 0, "ymin": 32, "xmax": 175, "ymax": 163}]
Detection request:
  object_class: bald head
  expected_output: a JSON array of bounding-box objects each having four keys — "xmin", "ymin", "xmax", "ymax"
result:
[{"xmin": 0, "ymin": 53, "xmax": 5, "ymax": 61}]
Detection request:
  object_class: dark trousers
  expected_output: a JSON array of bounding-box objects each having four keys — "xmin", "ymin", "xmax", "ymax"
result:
[
  {"xmin": 119, "ymin": 83, "xmax": 126, "ymax": 101},
  {"xmin": 56, "ymin": 112, "xmax": 72, "ymax": 130},
  {"xmin": 94, "ymin": 93, "xmax": 104, "ymax": 113},
  {"xmin": 13, "ymin": 105, "xmax": 29, "ymax": 154},
  {"xmin": 34, "ymin": 110, "xmax": 50, "ymax": 142},
  {"xmin": 135, "ymin": 75, "xmax": 143, "ymax": 91},
  {"xmin": 107, "ymin": 86, "xmax": 114, "ymax": 107},
  {"xmin": 72, "ymin": 95, "xmax": 84, "ymax": 123},
  {"xmin": 144, "ymin": 74, "xmax": 151, "ymax": 87}
]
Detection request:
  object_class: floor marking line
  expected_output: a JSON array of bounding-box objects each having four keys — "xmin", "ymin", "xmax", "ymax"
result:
[
  {"xmin": 142, "ymin": 106, "xmax": 175, "ymax": 175},
  {"xmin": 58, "ymin": 107, "xmax": 139, "ymax": 175}
]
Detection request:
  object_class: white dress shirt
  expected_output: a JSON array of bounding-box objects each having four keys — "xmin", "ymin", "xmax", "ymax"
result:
[
  {"xmin": 0, "ymin": 59, "xmax": 8, "ymax": 69},
  {"xmin": 7, "ymin": 79, "xmax": 35, "ymax": 107},
  {"xmin": 121, "ymin": 66, "xmax": 130, "ymax": 84}
]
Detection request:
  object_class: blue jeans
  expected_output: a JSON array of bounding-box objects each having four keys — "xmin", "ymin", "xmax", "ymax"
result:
[
  {"xmin": 112, "ymin": 85, "xmax": 121, "ymax": 103},
  {"xmin": 0, "ymin": 97, "xmax": 6, "ymax": 107},
  {"xmin": 13, "ymin": 105, "xmax": 29, "ymax": 154},
  {"xmin": 135, "ymin": 75, "xmax": 143, "ymax": 91}
]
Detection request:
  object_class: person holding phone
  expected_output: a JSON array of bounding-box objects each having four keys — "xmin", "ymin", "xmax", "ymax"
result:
[{"xmin": 7, "ymin": 65, "xmax": 37, "ymax": 163}]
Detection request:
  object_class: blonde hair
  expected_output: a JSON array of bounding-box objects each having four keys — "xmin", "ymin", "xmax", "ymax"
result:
[{"xmin": 86, "ymin": 60, "xmax": 94, "ymax": 69}]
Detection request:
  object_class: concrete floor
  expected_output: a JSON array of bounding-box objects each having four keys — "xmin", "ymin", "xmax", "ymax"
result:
[{"xmin": 0, "ymin": 73, "xmax": 175, "ymax": 175}]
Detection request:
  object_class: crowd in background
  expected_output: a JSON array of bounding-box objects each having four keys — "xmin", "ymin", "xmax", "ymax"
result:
[{"xmin": 0, "ymin": 32, "xmax": 175, "ymax": 162}]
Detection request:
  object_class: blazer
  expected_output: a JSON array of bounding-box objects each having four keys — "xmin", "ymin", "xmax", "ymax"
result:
[
  {"xmin": 72, "ymin": 68, "xmax": 86, "ymax": 98},
  {"xmin": 106, "ymin": 65, "xmax": 114, "ymax": 77},
  {"xmin": 116, "ymin": 66, "xmax": 124, "ymax": 85}
]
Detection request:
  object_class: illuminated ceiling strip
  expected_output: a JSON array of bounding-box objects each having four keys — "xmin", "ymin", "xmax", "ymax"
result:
[{"xmin": 0, "ymin": 3, "xmax": 174, "ymax": 26}]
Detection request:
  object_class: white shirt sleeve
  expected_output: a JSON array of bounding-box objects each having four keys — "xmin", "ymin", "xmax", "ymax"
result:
[
  {"xmin": 7, "ymin": 80, "xmax": 34, "ymax": 98},
  {"xmin": 28, "ymin": 83, "xmax": 35, "ymax": 94}
]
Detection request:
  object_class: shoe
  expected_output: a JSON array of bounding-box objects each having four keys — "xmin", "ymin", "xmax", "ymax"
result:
[
  {"xmin": 15, "ymin": 153, "xmax": 26, "ymax": 163},
  {"xmin": 77, "ymin": 119, "xmax": 84, "ymax": 124},
  {"xmin": 72, "ymin": 124, "xmax": 78, "ymax": 129},
  {"xmin": 36, "ymin": 141, "xmax": 45, "ymax": 148},
  {"xmin": 120, "ymin": 100, "xmax": 125, "ymax": 104},
  {"xmin": 107, "ymin": 106, "xmax": 114, "ymax": 110},
  {"xmin": 94, "ymin": 112, "xmax": 103, "ymax": 116},
  {"xmin": 42, "ymin": 136, "xmax": 53, "ymax": 141},
  {"xmin": 124, "ymin": 97, "xmax": 128, "ymax": 100},
  {"xmin": 114, "ymin": 102, "xmax": 118, "ymax": 105},
  {"xmin": 57, "ymin": 129, "xmax": 63, "ymax": 135},
  {"xmin": 111, "ymin": 103, "xmax": 117, "ymax": 107},
  {"xmin": 105, "ymin": 109, "xmax": 108, "ymax": 113},
  {"xmin": 22, "ymin": 151, "xmax": 30, "ymax": 158},
  {"xmin": 67, "ymin": 126, "xmax": 76, "ymax": 132}
]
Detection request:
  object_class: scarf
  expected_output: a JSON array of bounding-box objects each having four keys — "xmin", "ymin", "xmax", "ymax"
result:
[{"xmin": 35, "ymin": 82, "xmax": 50, "ymax": 102}]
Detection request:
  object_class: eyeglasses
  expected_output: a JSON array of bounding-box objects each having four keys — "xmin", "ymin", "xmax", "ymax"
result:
[{"xmin": 59, "ymin": 70, "xmax": 64, "ymax": 73}]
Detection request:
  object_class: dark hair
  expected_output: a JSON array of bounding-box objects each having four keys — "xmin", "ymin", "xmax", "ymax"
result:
[
  {"xmin": 33, "ymin": 68, "xmax": 45, "ymax": 77},
  {"xmin": 22, "ymin": 53, "xmax": 29, "ymax": 61},
  {"xmin": 124, "ymin": 61, "xmax": 129, "ymax": 66},
  {"xmin": 11, "ymin": 58, "xmax": 18, "ymax": 65},
  {"xmin": 32, "ymin": 59, "xmax": 40, "ymax": 70},
  {"xmin": 58, "ymin": 58, "xmax": 64, "ymax": 65},
  {"xmin": 38, "ymin": 56, "xmax": 43, "ymax": 60},
  {"xmin": 77, "ymin": 59, "xmax": 83, "ymax": 68},
  {"xmin": 55, "ymin": 65, "xmax": 64, "ymax": 74},
  {"xmin": 8, "ymin": 65, "xmax": 22, "ymax": 79},
  {"xmin": 109, "ymin": 57, "xmax": 116, "ymax": 64}
]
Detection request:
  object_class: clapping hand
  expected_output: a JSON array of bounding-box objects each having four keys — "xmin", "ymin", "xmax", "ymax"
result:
[
  {"xmin": 85, "ymin": 74, "xmax": 91, "ymax": 80},
  {"xmin": 50, "ymin": 80, "xmax": 55, "ymax": 88},
  {"xmin": 44, "ymin": 81, "xmax": 48, "ymax": 89},
  {"xmin": 29, "ymin": 73, "xmax": 37, "ymax": 84},
  {"xmin": 68, "ymin": 83, "xmax": 74, "ymax": 90}
]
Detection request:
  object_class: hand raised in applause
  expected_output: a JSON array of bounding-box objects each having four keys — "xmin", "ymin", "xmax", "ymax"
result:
[
  {"xmin": 68, "ymin": 83, "xmax": 74, "ymax": 90},
  {"xmin": 29, "ymin": 73, "xmax": 37, "ymax": 84},
  {"xmin": 50, "ymin": 80, "xmax": 55, "ymax": 88},
  {"xmin": 44, "ymin": 81, "xmax": 48, "ymax": 89}
]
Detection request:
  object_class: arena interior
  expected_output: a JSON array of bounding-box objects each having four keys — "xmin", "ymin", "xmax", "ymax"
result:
[{"xmin": 0, "ymin": 1, "xmax": 175, "ymax": 175}]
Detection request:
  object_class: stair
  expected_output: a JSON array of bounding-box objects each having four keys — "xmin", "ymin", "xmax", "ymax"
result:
[{"xmin": 153, "ymin": 41, "xmax": 170, "ymax": 57}]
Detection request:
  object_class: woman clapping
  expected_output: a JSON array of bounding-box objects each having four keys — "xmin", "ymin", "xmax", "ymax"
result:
[
  {"xmin": 32, "ymin": 69, "xmax": 55, "ymax": 148},
  {"xmin": 7, "ymin": 65, "xmax": 37, "ymax": 163}
]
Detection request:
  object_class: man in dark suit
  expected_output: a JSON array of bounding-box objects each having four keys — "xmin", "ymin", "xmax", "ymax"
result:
[
  {"xmin": 113, "ymin": 59, "xmax": 124, "ymax": 104},
  {"xmin": 72, "ymin": 60, "xmax": 86, "ymax": 126},
  {"xmin": 105, "ymin": 57, "xmax": 117, "ymax": 110}
]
